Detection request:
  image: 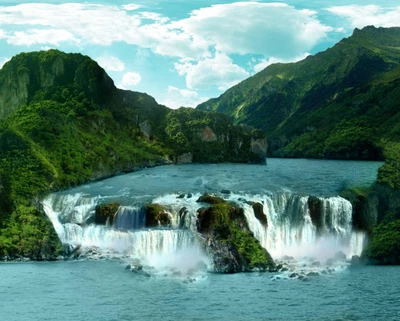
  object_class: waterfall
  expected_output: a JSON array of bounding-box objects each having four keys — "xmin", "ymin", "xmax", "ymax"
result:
[
  {"xmin": 114, "ymin": 206, "xmax": 146, "ymax": 230},
  {"xmin": 230, "ymin": 193, "xmax": 367, "ymax": 260},
  {"xmin": 42, "ymin": 194, "xmax": 205, "ymax": 268},
  {"xmin": 43, "ymin": 190, "xmax": 367, "ymax": 265}
]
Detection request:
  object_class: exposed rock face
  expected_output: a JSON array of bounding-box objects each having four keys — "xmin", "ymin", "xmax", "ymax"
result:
[
  {"xmin": 251, "ymin": 202, "xmax": 268, "ymax": 227},
  {"xmin": 199, "ymin": 126, "xmax": 218, "ymax": 142},
  {"xmin": 144, "ymin": 204, "xmax": 171, "ymax": 227},
  {"xmin": 95, "ymin": 202, "xmax": 120, "ymax": 225},
  {"xmin": 195, "ymin": 194, "xmax": 274, "ymax": 273},
  {"xmin": 139, "ymin": 120, "xmax": 151, "ymax": 140},
  {"xmin": 177, "ymin": 152, "xmax": 193, "ymax": 164},
  {"xmin": 308, "ymin": 196, "xmax": 322, "ymax": 232},
  {"xmin": 251, "ymin": 138, "xmax": 267, "ymax": 159}
]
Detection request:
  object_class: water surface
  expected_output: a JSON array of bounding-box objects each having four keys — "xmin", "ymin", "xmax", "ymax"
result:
[{"xmin": 1, "ymin": 261, "xmax": 399, "ymax": 321}]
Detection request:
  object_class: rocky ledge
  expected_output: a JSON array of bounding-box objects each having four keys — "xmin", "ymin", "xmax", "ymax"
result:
[{"xmin": 196, "ymin": 194, "xmax": 275, "ymax": 273}]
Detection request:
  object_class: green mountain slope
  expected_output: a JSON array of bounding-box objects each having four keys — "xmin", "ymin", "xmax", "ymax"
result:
[
  {"xmin": 0, "ymin": 50, "xmax": 266, "ymax": 259},
  {"xmin": 197, "ymin": 26, "xmax": 400, "ymax": 160}
]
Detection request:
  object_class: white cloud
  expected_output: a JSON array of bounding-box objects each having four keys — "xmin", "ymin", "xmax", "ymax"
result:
[
  {"xmin": 175, "ymin": 52, "xmax": 249, "ymax": 90},
  {"xmin": 326, "ymin": 5, "xmax": 400, "ymax": 28},
  {"xmin": 175, "ymin": 2, "xmax": 332, "ymax": 59},
  {"xmin": 122, "ymin": 4, "xmax": 142, "ymax": 11},
  {"xmin": 251, "ymin": 52, "xmax": 310, "ymax": 73},
  {"xmin": 159, "ymin": 86, "xmax": 208, "ymax": 109},
  {"xmin": 119, "ymin": 71, "xmax": 142, "ymax": 88},
  {"xmin": 6, "ymin": 28, "xmax": 79, "ymax": 46},
  {"xmin": 96, "ymin": 56, "xmax": 125, "ymax": 72},
  {"xmin": 0, "ymin": 2, "xmax": 331, "ymax": 60},
  {"xmin": 0, "ymin": 2, "xmax": 335, "ymax": 94},
  {"xmin": 0, "ymin": 57, "xmax": 10, "ymax": 69},
  {"xmin": 139, "ymin": 12, "xmax": 169, "ymax": 23}
]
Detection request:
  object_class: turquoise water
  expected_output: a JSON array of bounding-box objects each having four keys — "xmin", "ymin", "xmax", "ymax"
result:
[
  {"xmin": 1, "ymin": 261, "xmax": 399, "ymax": 321},
  {"xmin": 58, "ymin": 158, "xmax": 383, "ymax": 203},
  {"xmin": 0, "ymin": 159, "xmax": 392, "ymax": 321}
]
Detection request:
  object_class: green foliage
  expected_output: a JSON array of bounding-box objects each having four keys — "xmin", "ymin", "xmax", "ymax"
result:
[
  {"xmin": 377, "ymin": 143, "xmax": 400, "ymax": 189},
  {"xmin": 0, "ymin": 49, "xmax": 265, "ymax": 260},
  {"xmin": 164, "ymin": 107, "xmax": 263, "ymax": 163},
  {"xmin": 199, "ymin": 200, "xmax": 274, "ymax": 270},
  {"xmin": 197, "ymin": 26, "xmax": 400, "ymax": 161},
  {"xmin": 0, "ymin": 205, "xmax": 62, "ymax": 259},
  {"xmin": 361, "ymin": 220, "xmax": 400, "ymax": 264}
]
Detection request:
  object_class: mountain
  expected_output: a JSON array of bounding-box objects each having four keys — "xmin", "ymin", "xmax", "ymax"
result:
[
  {"xmin": 0, "ymin": 50, "xmax": 266, "ymax": 259},
  {"xmin": 197, "ymin": 26, "xmax": 400, "ymax": 160}
]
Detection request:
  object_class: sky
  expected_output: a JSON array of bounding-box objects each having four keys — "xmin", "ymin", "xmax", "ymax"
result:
[{"xmin": 0, "ymin": 1, "xmax": 400, "ymax": 109}]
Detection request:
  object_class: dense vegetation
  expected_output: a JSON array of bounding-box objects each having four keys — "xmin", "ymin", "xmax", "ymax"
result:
[
  {"xmin": 0, "ymin": 50, "xmax": 265, "ymax": 259},
  {"xmin": 197, "ymin": 194, "xmax": 274, "ymax": 272},
  {"xmin": 197, "ymin": 26, "xmax": 400, "ymax": 264},
  {"xmin": 198, "ymin": 26, "xmax": 400, "ymax": 160}
]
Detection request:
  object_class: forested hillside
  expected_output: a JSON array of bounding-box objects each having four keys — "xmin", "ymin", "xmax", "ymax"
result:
[{"xmin": 0, "ymin": 50, "xmax": 265, "ymax": 259}]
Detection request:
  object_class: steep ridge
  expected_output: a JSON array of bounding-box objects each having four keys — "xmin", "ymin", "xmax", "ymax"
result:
[
  {"xmin": 0, "ymin": 50, "xmax": 265, "ymax": 259},
  {"xmin": 197, "ymin": 26, "xmax": 400, "ymax": 160}
]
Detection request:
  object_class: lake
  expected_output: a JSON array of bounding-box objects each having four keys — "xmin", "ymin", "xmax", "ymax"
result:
[{"xmin": 2, "ymin": 159, "xmax": 397, "ymax": 321}]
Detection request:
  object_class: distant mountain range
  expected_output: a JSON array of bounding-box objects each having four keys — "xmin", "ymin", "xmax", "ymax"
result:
[{"xmin": 197, "ymin": 26, "xmax": 400, "ymax": 160}]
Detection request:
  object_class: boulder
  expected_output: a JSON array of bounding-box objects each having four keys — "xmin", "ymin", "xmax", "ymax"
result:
[
  {"xmin": 195, "ymin": 197, "xmax": 275, "ymax": 273},
  {"xmin": 144, "ymin": 204, "xmax": 171, "ymax": 227},
  {"xmin": 351, "ymin": 255, "xmax": 361, "ymax": 265},
  {"xmin": 334, "ymin": 251, "xmax": 347, "ymax": 261},
  {"xmin": 196, "ymin": 194, "xmax": 225, "ymax": 205},
  {"xmin": 251, "ymin": 202, "xmax": 268, "ymax": 227},
  {"xmin": 95, "ymin": 202, "xmax": 120, "ymax": 225}
]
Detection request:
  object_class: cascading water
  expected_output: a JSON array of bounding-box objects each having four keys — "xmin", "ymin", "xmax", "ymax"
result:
[
  {"xmin": 40, "ymin": 161, "xmax": 381, "ymax": 278},
  {"xmin": 42, "ymin": 193, "xmax": 209, "ymax": 275},
  {"xmin": 43, "ymin": 191, "xmax": 367, "ymax": 263},
  {"xmin": 227, "ymin": 193, "xmax": 367, "ymax": 260}
]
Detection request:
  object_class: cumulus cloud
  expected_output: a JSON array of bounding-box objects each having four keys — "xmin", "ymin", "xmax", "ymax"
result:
[
  {"xmin": 159, "ymin": 86, "xmax": 208, "ymax": 109},
  {"xmin": 175, "ymin": 53, "xmax": 249, "ymax": 90},
  {"xmin": 0, "ymin": 2, "xmax": 336, "ymax": 97},
  {"xmin": 0, "ymin": 57, "xmax": 10, "ymax": 69},
  {"xmin": 96, "ymin": 56, "xmax": 125, "ymax": 72},
  {"xmin": 119, "ymin": 71, "xmax": 142, "ymax": 88},
  {"xmin": 0, "ymin": 2, "xmax": 331, "ymax": 59},
  {"xmin": 6, "ymin": 28, "xmax": 79, "ymax": 46},
  {"xmin": 326, "ymin": 5, "xmax": 400, "ymax": 29},
  {"xmin": 175, "ymin": 2, "xmax": 332, "ymax": 59}
]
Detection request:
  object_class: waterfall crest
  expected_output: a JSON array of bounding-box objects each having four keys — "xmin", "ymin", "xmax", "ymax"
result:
[{"xmin": 43, "ymin": 191, "xmax": 367, "ymax": 264}]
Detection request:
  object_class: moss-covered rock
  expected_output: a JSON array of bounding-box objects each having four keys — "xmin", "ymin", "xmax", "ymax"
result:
[
  {"xmin": 196, "ymin": 195, "xmax": 274, "ymax": 273},
  {"xmin": 95, "ymin": 202, "xmax": 120, "ymax": 225},
  {"xmin": 196, "ymin": 194, "xmax": 225, "ymax": 205},
  {"xmin": 144, "ymin": 204, "xmax": 171, "ymax": 227}
]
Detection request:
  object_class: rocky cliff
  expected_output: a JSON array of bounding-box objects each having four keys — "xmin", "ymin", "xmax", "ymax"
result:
[{"xmin": 0, "ymin": 49, "xmax": 266, "ymax": 259}]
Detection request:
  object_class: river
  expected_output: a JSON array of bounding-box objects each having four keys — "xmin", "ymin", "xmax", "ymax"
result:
[{"xmin": 2, "ymin": 159, "xmax": 398, "ymax": 321}]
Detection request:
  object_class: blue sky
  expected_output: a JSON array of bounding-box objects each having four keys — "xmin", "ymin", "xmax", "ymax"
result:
[{"xmin": 0, "ymin": 1, "xmax": 399, "ymax": 108}]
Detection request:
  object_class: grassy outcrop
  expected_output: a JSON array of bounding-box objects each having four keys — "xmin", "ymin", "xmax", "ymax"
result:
[
  {"xmin": 196, "ymin": 194, "xmax": 274, "ymax": 273},
  {"xmin": 0, "ymin": 49, "xmax": 266, "ymax": 259}
]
